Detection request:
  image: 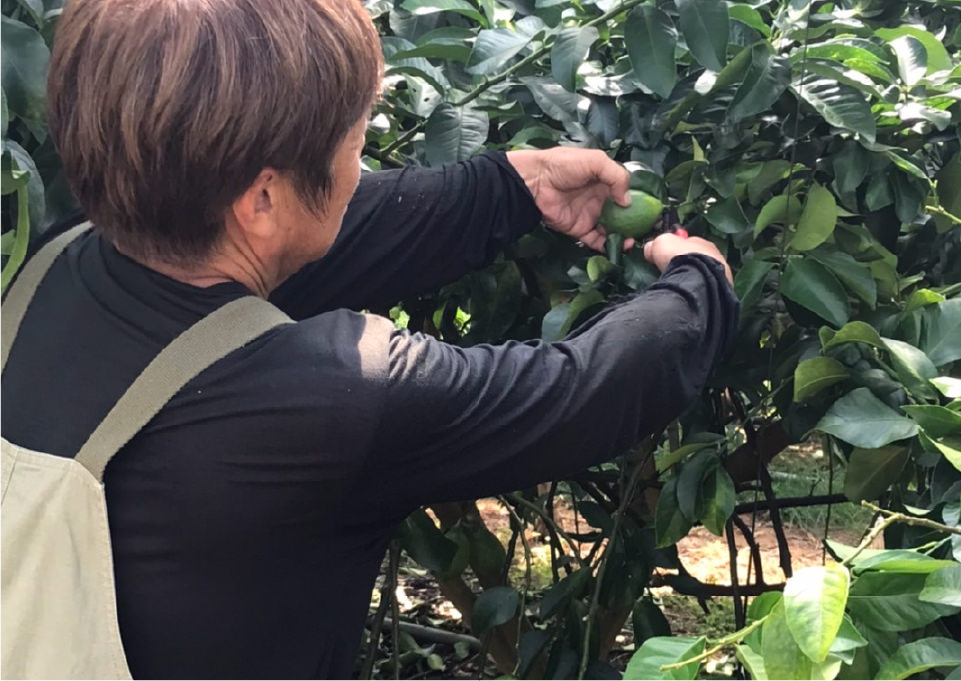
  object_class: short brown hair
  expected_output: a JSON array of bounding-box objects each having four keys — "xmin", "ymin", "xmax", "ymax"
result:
[{"xmin": 48, "ymin": 0, "xmax": 383, "ymax": 264}]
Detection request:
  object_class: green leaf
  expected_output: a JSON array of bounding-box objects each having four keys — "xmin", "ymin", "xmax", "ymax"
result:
[
  {"xmin": 793, "ymin": 73, "xmax": 876, "ymax": 143},
  {"xmin": 471, "ymin": 586, "xmax": 520, "ymax": 635},
  {"xmin": 1, "ymin": 88, "xmax": 7, "ymax": 138},
  {"xmin": 780, "ymin": 258, "xmax": 850, "ymax": 328},
  {"xmin": 676, "ymin": 0, "xmax": 728, "ymax": 72},
  {"xmin": 539, "ymin": 569, "xmax": 590, "ymax": 618},
  {"xmin": 624, "ymin": 5, "xmax": 678, "ymax": 98},
  {"xmin": 400, "ymin": 509, "xmax": 459, "ymax": 573},
  {"xmin": 816, "ymin": 388, "xmax": 919, "ymax": 448},
  {"xmin": 921, "ymin": 565, "xmax": 961, "ymax": 608},
  {"xmin": 843, "ymin": 445, "xmax": 909, "ymax": 501},
  {"xmin": 705, "ymin": 196, "xmax": 749, "ymax": 234},
  {"xmin": 794, "ymin": 356, "xmax": 849, "ymax": 402},
  {"xmin": 784, "ymin": 564, "xmax": 850, "ymax": 663},
  {"xmin": 883, "ymin": 338, "xmax": 938, "ymax": 401},
  {"xmin": 902, "ymin": 405, "xmax": 961, "ymax": 439},
  {"xmin": 921, "ymin": 299, "xmax": 961, "ymax": 367},
  {"xmin": 700, "ymin": 466, "xmax": 735, "ymax": 536},
  {"xmin": 931, "ymin": 436, "xmax": 961, "ymax": 472},
  {"xmin": 931, "ymin": 377, "xmax": 961, "ymax": 400},
  {"xmin": 551, "ymin": 26, "xmax": 598, "ymax": 92},
  {"xmin": 677, "ymin": 450, "xmax": 716, "ymax": 522},
  {"xmin": 847, "ymin": 572, "xmax": 960, "ymax": 631},
  {"xmin": 762, "ymin": 601, "xmax": 842, "ymax": 680},
  {"xmin": 400, "ymin": 0, "xmax": 483, "ymax": 22},
  {"xmin": 734, "ymin": 259, "xmax": 773, "ymax": 311},
  {"xmin": 728, "ymin": 42, "xmax": 791, "ymax": 124},
  {"xmin": 875, "ymin": 638, "xmax": 961, "ymax": 680},
  {"xmin": 823, "ymin": 321, "xmax": 884, "ymax": 351},
  {"xmin": 935, "ymin": 154, "xmax": 961, "ymax": 233},
  {"xmin": 655, "ymin": 477, "xmax": 693, "ymax": 548},
  {"xmin": 789, "ymin": 183, "xmax": 837, "ymax": 252},
  {"xmin": 904, "ymin": 288, "xmax": 946, "ymax": 314},
  {"xmin": 424, "ymin": 103, "xmax": 488, "ymax": 166},
  {"xmin": 876, "ymin": 26, "xmax": 953, "ymax": 74},
  {"xmin": 624, "ymin": 636, "xmax": 705, "ymax": 681},
  {"xmin": 0, "ymin": 16, "xmax": 49, "ymax": 123},
  {"xmin": 735, "ymin": 645, "xmax": 767, "ymax": 679},
  {"xmin": 467, "ymin": 26, "xmax": 533, "ymax": 75},
  {"xmin": 890, "ymin": 35, "xmax": 927, "ymax": 86},
  {"xmin": 728, "ymin": 4, "xmax": 770, "ymax": 37},
  {"xmin": 828, "ymin": 616, "xmax": 868, "ymax": 666},
  {"xmin": 808, "ymin": 247, "xmax": 877, "ymax": 309},
  {"xmin": 519, "ymin": 76, "xmax": 583, "ymax": 124},
  {"xmin": 754, "ymin": 194, "xmax": 802, "ymax": 238}
]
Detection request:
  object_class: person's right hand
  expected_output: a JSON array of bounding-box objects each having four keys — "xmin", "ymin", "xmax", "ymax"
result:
[{"xmin": 643, "ymin": 233, "xmax": 733, "ymax": 285}]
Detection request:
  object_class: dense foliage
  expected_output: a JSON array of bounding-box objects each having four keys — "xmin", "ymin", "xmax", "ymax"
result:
[{"xmin": 2, "ymin": 0, "xmax": 960, "ymax": 678}]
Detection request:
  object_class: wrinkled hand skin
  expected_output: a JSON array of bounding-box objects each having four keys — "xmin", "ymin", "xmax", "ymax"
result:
[{"xmin": 506, "ymin": 148, "xmax": 634, "ymax": 252}]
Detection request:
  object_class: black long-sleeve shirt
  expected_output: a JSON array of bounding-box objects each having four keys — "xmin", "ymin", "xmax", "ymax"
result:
[{"xmin": 1, "ymin": 152, "xmax": 738, "ymax": 679}]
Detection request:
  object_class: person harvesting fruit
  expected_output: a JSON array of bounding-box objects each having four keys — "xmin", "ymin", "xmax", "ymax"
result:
[{"xmin": 0, "ymin": 0, "xmax": 737, "ymax": 678}]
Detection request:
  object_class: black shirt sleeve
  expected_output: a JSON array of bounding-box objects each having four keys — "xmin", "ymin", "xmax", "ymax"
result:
[
  {"xmin": 270, "ymin": 151, "xmax": 542, "ymax": 318},
  {"xmin": 361, "ymin": 253, "xmax": 739, "ymax": 518}
]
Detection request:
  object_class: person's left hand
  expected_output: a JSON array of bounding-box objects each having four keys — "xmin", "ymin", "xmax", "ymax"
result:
[{"xmin": 506, "ymin": 148, "xmax": 632, "ymax": 252}]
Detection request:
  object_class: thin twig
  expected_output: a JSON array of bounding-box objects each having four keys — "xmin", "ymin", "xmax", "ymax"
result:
[
  {"xmin": 505, "ymin": 493, "xmax": 587, "ymax": 568},
  {"xmin": 660, "ymin": 616, "xmax": 767, "ymax": 672},
  {"xmin": 577, "ymin": 448, "xmax": 650, "ymax": 679},
  {"xmin": 501, "ymin": 498, "xmax": 534, "ymax": 678}
]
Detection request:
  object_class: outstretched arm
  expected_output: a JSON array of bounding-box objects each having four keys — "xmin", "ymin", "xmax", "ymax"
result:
[
  {"xmin": 359, "ymin": 240, "xmax": 739, "ymax": 519},
  {"xmin": 270, "ymin": 149, "xmax": 631, "ymax": 318}
]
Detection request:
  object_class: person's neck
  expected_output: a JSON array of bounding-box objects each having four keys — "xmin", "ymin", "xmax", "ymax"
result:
[{"xmin": 117, "ymin": 243, "xmax": 277, "ymax": 298}]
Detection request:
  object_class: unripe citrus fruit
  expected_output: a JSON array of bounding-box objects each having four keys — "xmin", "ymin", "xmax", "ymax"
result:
[{"xmin": 599, "ymin": 190, "xmax": 664, "ymax": 238}]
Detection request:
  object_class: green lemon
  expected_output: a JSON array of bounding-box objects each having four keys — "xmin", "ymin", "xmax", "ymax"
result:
[{"xmin": 599, "ymin": 190, "xmax": 664, "ymax": 238}]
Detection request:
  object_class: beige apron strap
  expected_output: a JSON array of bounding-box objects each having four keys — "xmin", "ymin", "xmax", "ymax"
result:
[
  {"xmin": 1, "ymin": 222, "xmax": 93, "ymax": 373},
  {"xmin": 76, "ymin": 296, "xmax": 292, "ymax": 481}
]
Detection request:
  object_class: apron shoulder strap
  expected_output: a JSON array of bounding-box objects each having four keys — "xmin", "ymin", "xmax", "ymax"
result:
[
  {"xmin": 76, "ymin": 296, "xmax": 292, "ymax": 481},
  {"xmin": 1, "ymin": 222, "xmax": 94, "ymax": 373}
]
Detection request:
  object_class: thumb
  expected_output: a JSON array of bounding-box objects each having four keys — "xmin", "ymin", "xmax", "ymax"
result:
[{"xmin": 595, "ymin": 157, "xmax": 631, "ymax": 207}]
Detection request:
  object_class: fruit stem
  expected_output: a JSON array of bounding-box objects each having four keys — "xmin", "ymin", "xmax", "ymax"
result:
[{"xmin": 605, "ymin": 233, "xmax": 624, "ymax": 268}]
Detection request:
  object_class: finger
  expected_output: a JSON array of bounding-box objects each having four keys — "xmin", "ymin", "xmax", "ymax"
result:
[
  {"xmin": 580, "ymin": 230, "xmax": 606, "ymax": 252},
  {"xmin": 623, "ymin": 237, "xmax": 635, "ymax": 251},
  {"xmin": 643, "ymin": 239, "xmax": 654, "ymax": 262},
  {"xmin": 592, "ymin": 153, "xmax": 631, "ymax": 206}
]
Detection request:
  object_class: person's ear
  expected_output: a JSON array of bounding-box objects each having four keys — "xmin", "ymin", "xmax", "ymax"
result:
[{"xmin": 226, "ymin": 169, "xmax": 281, "ymax": 240}]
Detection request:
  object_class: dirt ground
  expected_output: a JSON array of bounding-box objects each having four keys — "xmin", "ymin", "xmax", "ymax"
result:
[{"xmin": 366, "ymin": 493, "xmax": 878, "ymax": 679}]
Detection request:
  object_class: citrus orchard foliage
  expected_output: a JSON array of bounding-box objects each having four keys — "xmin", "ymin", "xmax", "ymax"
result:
[
  {"xmin": 362, "ymin": 0, "xmax": 961, "ymax": 677},
  {"xmin": 2, "ymin": 0, "xmax": 960, "ymax": 678}
]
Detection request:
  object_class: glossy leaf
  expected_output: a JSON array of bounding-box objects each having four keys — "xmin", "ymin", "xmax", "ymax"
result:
[
  {"xmin": 794, "ymin": 356, "xmax": 849, "ymax": 402},
  {"xmin": 783, "ymin": 564, "xmax": 850, "ymax": 663},
  {"xmin": 762, "ymin": 601, "xmax": 842, "ymax": 680},
  {"xmin": 816, "ymin": 388, "xmax": 919, "ymax": 448},
  {"xmin": 808, "ymin": 247, "xmax": 876, "ymax": 309},
  {"xmin": 883, "ymin": 338, "xmax": 938, "ymax": 401},
  {"xmin": 551, "ymin": 26, "xmax": 598, "ymax": 92},
  {"xmin": 699, "ymin": 466, "xmax": 735, "ymax": 536},
  {"xmin": 823, "ymin": 321, "xmax": 884, "ymax": 351},
  {"xmin": 624, "ymin": 635, "xmax": 705, "ymax": 681},
  {"xmin": 676, "ymin": 0, "xmax": 728, "ymax": 72},
  {"xmin": 890, "ymin": 35, "xmax": 927, "ymax": 86},
  {"xmin": 400, "ymin": 0, "xmax": 483, "ymax": 22},
  {"xmin": 789, "ymin": 183, "xmax": 837, "ymax": 252},
  {"xmin": 875, "ymin": 638, "xmax": 961, "ymax": 680},
  {"xmin": 728, "ymin": 42, "xmax": 791, "ymax": 123},
  {"xmin": 921, "ymin": 299, "xmax": 961, "ymax": 367},
  {"xmin": 876, "ymin": 26, "xmax": 953, "ymax": 74},
  {"xmin": 847, "ymin": 572, "xmax": 960, "ymax": 631},
  {"xmin": 902, "ymin": 405, "xmax": 961, "ymax": 439},
  {"xmin": 755, "ymin": 194, "xmax": 802, "ymax": 237},
  {"xmin": 624, "ymin": 5, "xmax": 678, "ymax": 98},
  {"xmin": 734, "ymin": 258, "xmax": 773, "ymax": 311},
  {"xmin": 471, "ymin": 586, "xmax": 519, "ymax": 635},
  {"xmin": 843, "ymin": 445, "xmax": 909, "ymax": 501},
  {"xmin": 793, "ymin": 73, "xmax": 876, "ymax": 143},
  {"xmin": 655, "ymin": 477, "xmax": 693, "ymax": 548},
  {"xmin": 424, "ymin": 104, "xmax": 489, "ymax": 166},
  {"xmin": 780, "ymin": 258, "xmax": 850, "ymax": 328},
  {"xmin": 921, "ymin": 565, "xmax": 961, "ymax": 608},
  {"xmin": 0, "ymin": 16, "xmax": 49, "ymax": 122}
]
